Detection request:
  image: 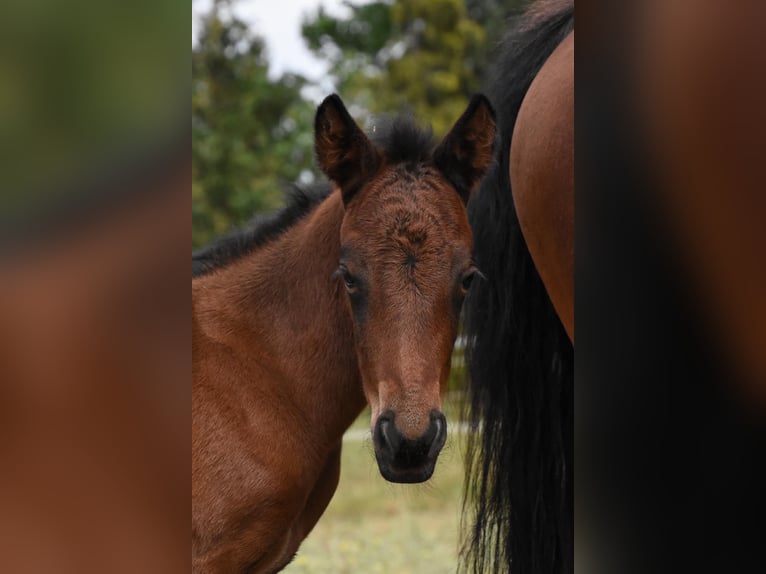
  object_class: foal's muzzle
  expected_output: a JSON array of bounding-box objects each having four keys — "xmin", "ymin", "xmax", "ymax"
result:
[{"xmin": 373, "ymin": 410, "xmax": 447, "ymax": 483}]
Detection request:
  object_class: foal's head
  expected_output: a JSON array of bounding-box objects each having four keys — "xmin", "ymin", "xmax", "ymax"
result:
[{"xmin": 315, "ymin": 94, "xmax": 496, "ymax": 483}]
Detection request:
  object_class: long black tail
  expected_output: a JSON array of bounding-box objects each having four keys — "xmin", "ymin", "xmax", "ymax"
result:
[{"xmin": 461, "ymin": 3, "xmax": 574, "ymax": 574}]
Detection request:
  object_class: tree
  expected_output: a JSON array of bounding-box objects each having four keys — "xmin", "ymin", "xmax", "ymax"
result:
[
  {"xmin": 302, "ymin": 0, "xmax": 526, "ymax": 136},
  {"xmin": 464, "ymin": 0, "xmax": 529, "ymax": 83},
  {"xmin": 192, "ymin": 0, "xmax": 315, "ymax": 248}
]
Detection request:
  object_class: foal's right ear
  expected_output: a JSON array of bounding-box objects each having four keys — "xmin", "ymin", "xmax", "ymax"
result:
[{"xmin": 315, "ymin": 94, "xmax": 380, "ymax": 204}]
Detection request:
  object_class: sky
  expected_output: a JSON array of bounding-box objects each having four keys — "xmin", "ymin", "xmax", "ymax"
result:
[{"xmin": 191, "ymin": 0, "xmax": 367, "ymax": 100}]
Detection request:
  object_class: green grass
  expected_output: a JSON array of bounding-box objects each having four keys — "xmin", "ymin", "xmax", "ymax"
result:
[{"xmin": 284, "ymin": 405, "xmax": 469, "ymax": 573}]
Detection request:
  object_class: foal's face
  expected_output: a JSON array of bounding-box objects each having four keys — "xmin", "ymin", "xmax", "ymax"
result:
[
  {"xmin": 339, "ymin": 169, "xmax": 476, "ymax": 482},
  {"xmin": 315, "ymin": 94, "xmax": 495, "ymax": 483}
]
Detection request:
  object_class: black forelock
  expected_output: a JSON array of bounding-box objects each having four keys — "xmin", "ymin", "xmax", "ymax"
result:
[
  {"xmin": 192, "ymin": 182, "xmax": 332, "ymax": 278},
  {"xmin": 369, "ymin": 115, "xmax": 436, "ymax": 167}
]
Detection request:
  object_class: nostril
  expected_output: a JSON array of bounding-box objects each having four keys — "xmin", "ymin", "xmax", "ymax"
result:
[
  {"xmin": 434, "ymin": 417, "xmax": 442, "ymax": 441},
  {"xmin": 379, "ymin": 420, "xmax": 391, "ymax": 450},
  {"xmin": 429, "ymin": 412, "xmax": 448, "ymax": 456},
  {"xmin": 375, "ymin": 413, "xmax": 401, "ymax": 456}
]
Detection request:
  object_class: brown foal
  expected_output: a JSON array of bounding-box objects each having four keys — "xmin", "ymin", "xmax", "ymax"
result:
[{"xmin": 192, "ymin": 94, "xmax": 496, "ymax": 572}]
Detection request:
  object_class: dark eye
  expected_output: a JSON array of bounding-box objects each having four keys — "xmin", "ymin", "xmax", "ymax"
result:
[
  {"xmin": 460, "ymin": 268, "xmax": 481, "ymax": 292},
  {"xmin": 338, "ymin": 265, "xmax": 357, "ymax": 292}
]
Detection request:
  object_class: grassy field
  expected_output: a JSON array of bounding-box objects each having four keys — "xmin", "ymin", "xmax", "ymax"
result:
[{"xmin": 284, "ymin": 401, "xmax": 469, "ymax": 574}]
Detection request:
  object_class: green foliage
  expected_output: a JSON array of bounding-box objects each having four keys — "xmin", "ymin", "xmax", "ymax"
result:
[
  {"xmin": 302, "ymin": 0, "xmax": 526, "ymax": 136},
  {"xmin": 302, "ymin": 2, "xmax": 392, "ymax": 107},
  {"xmin": 303, "ymin": 3, "xmax": 393, "ymax": 57},
  {"xmin": 384, "ymin": 0, "xmax": 485, "ymax": 134},
  {"xmin": 192, "ymin": 0, "xmax": 315, "ymax": 248}
]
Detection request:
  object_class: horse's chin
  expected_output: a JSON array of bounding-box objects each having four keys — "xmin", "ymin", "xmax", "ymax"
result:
[{"xmin": 376, "ymin": 460, "xmax": 437, "ymax": 484}]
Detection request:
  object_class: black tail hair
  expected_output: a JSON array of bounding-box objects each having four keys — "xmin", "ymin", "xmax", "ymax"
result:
[{"xmin": 461, "ymin": 2, "xmax": 574, "ymax": 574}]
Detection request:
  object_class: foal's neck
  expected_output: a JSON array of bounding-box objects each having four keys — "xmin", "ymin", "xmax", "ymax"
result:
[{"xmin": 195, "ymin": 189, "xmax": 365, "ymax": 452}]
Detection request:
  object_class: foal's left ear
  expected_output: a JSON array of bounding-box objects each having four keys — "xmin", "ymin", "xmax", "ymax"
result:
[{"xmin": 433, "ymin": 94, "xmax": 497, "ymax": 204}]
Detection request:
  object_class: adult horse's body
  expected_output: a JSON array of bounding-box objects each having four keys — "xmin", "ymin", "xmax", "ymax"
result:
[
  {"xmin": 192, "ymin": 95, "xmax": 496, "ymax": 572},
  {"xmin": 462, "ymin": 1, "xmax": 574, "ymax": 573}
]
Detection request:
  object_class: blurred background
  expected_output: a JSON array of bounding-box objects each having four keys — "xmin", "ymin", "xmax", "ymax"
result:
[
  {"xmin": 192, "ymin": 0, "xmax": 523, "ymax": 570},
  {"xmin": 191, "ymin": 0, "xmax": 526, "ymax": 248},
  {"xmin": 1, "ymin": 2, "xmax": 188, "ymax": 572}
]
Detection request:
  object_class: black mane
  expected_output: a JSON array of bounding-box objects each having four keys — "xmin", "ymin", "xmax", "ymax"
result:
[{"xmin": 192, "ymin": 182, "xmax": 332, "ymax": 277}]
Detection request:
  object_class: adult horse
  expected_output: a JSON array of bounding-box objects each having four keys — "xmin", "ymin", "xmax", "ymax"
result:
[
  {"xmin": 461, "ymin": 1, "xmax": 574, "ymax": 574},
  {"xmin": 192, "ymin": 94, "xmax": 496, "ymax": 572}
]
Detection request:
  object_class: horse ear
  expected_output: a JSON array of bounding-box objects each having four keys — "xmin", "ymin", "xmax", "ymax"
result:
[
  {"xmin": 433, "ymin": 94, "xmax": 497, "ymax": 204},
  {"xmin": 315, "ymin": 94, "xmax": 380, "ymax": 205}
]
